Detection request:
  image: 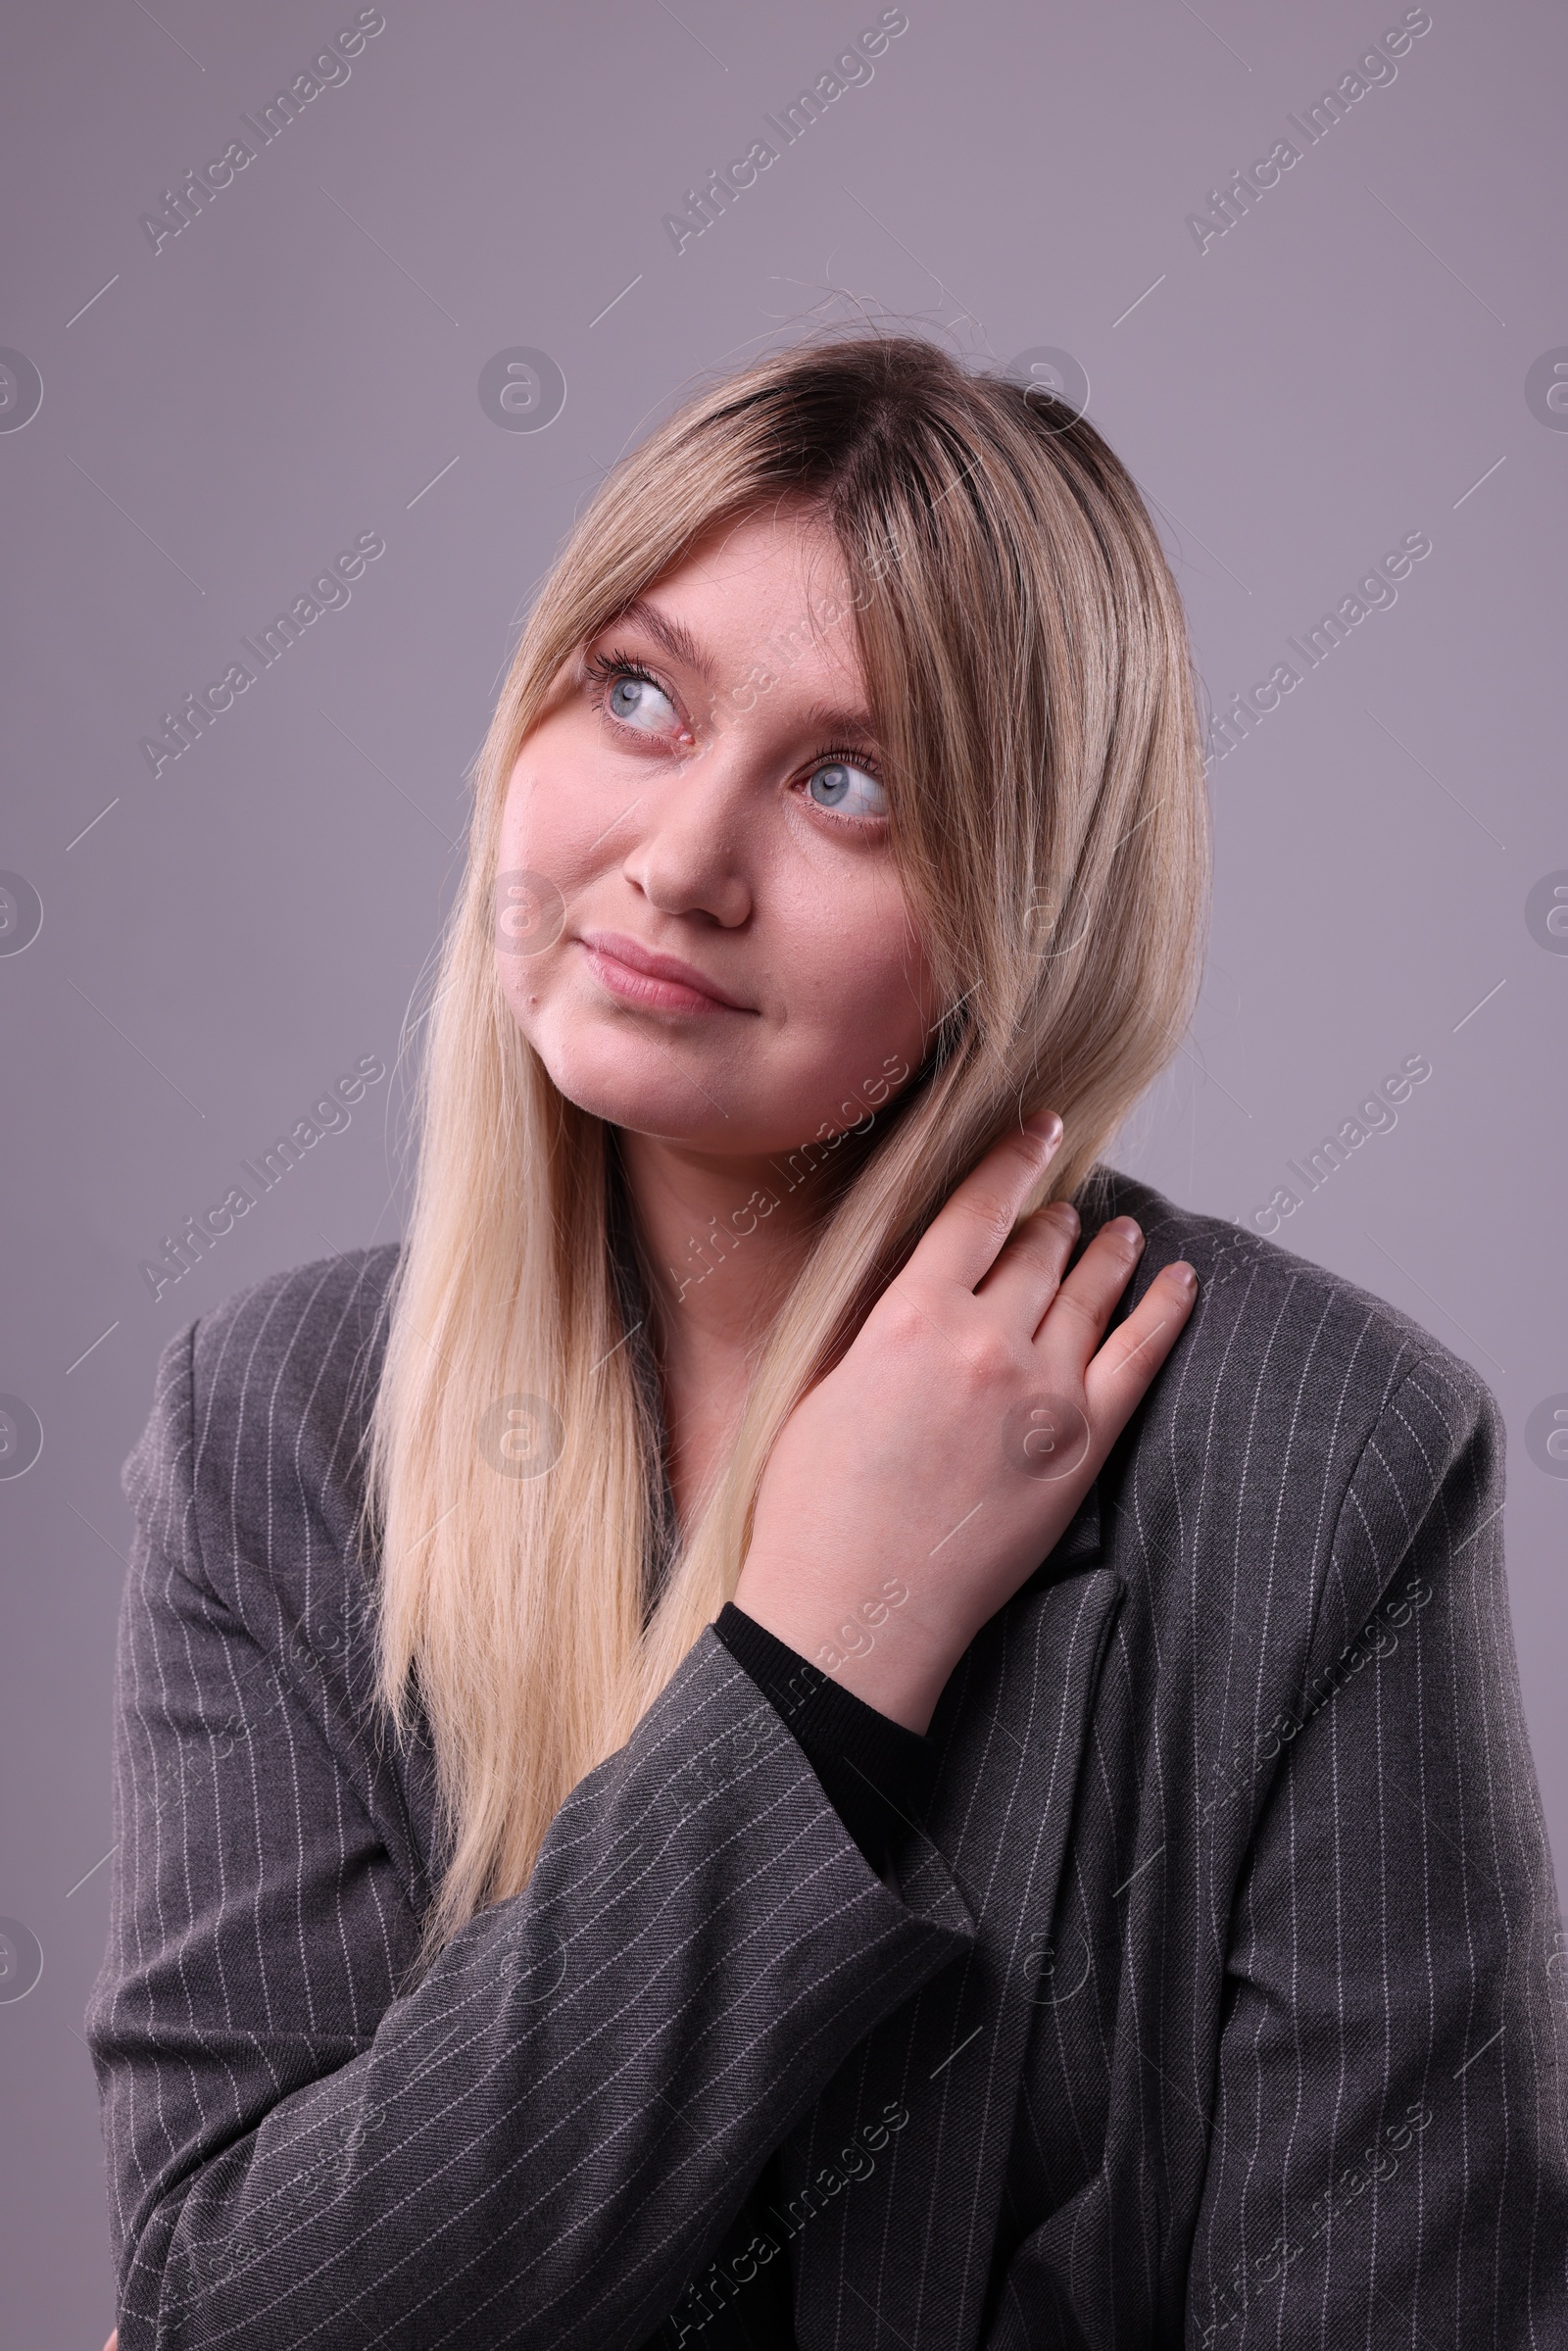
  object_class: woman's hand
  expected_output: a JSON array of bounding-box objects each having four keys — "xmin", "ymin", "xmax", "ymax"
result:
[{"xmin": 734, "ymin": 1110, "xmax": 1197, "ymax": 1732}]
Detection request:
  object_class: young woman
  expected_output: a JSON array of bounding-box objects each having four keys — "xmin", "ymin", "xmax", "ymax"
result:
[{"xmin": 88, "ymin": 332, "xmax": 1566, "ymax": 2349}]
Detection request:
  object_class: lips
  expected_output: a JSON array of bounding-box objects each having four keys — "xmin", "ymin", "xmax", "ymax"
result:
[{"xmin": 577, "ymin": 929, "xmax": 754, "ymax": 1013}]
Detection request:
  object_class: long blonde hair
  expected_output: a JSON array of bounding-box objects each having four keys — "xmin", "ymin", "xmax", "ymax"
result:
[{"xmin": 364, "ymin": 328, "xmax": 1211, "ymax": 1961}]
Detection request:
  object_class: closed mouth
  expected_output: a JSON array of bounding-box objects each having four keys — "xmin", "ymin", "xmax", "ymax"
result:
[{"xmin": 577, "ymin": 930, "xmax": 755, "ymax": 1013}]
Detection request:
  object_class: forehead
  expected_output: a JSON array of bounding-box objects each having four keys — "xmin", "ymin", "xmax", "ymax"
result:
[{"xmin": 604, "ymin": 505, "xmax": 874, "ymax": 732}]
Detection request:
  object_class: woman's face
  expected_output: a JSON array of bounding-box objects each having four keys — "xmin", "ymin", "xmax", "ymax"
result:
[{"xmin": 495, "ymin": 504, "xmax": 943, "ymax": 1158}]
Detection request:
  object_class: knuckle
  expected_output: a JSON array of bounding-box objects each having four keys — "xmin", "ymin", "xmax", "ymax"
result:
[
  {"xmin": 954, "ymin": 1326, "xmax": 1018, "ymax": 1393},
  {"xmin": 1012, "ymin": 1218, "xmax": 1069, "ymax": 1273},
  {"xmin": 1048, "ymin": 1289, "xmax": 1103, "ymax": 1340},
  {"xmin": 954, "ymin": 1188, "xmax": 1017, "ymax": 1254},
  {"xmin": 878, "ymin": 1289, "xmax": 932, "ymax": 1355}
]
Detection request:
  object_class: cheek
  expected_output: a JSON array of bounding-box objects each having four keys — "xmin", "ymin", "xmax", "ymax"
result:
[
  {"xmin": 777, "ymin": 886, "xmax": 935, "ymax": 1075},
  {"xmin": 498, "ymin": 757, "xmax": 547, "ymax": 868},
  {"xmin": 492, "ymin": 780, "xmax": 580, "ymax": 1040},
  {"xmin": 499, "ymin": 708, "xmax": 612, "ymax": 876}
]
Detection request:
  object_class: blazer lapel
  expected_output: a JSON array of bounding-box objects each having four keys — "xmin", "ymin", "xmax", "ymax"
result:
[{"xmin": 777, "ymin": 1490, "xmax": 1123, "ymax": 2350}]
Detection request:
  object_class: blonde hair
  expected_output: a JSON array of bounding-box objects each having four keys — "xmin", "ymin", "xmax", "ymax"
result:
[{"xmin": 363, "ymin": 328, "xmax": 1211, "ymax": 1963}]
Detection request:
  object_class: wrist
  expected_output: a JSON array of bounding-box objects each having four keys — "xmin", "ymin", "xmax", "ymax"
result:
[
  {"xmin": 732, "ymin": 1552, "xmax": 953, "ymax": 1735},
  {"xmin": 821, "ymin": 1643, "xmax": 946, "ymax": 1737}
]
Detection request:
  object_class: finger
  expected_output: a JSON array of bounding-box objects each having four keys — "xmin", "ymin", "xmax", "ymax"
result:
[
  {"xmin": 903, "ymin": 1110, "xmax": 1064, "ymax": 1297},
  {"xmin": 973, "ymin": 1197, "xmax": 1079, "ymax": 1327},
  {"xmin": 1031, "ymin": 1215, "xmax": 1150, "ymax": 1369},
  {"xmin": 1082, "ymin": 1261, "xmax": 1199, "ymax": 1437}
]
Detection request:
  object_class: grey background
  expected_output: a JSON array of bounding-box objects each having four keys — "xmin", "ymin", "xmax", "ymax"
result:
[{"xmin": 2, "ymin": 1, "xmax": 1563, "ymax": 2338}]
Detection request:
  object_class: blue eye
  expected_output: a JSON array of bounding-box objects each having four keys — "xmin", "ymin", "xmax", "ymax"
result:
[
  {"xmin": 583, "ymin": 646, "xmax": 687, "ymax": 741},
  {"xmin": 605, "ymin": 671, "xmax": 676, "ymax": 731},
  {"xmin": 808, "ymin": 759, "xmax": 887, "ymax": 821}
]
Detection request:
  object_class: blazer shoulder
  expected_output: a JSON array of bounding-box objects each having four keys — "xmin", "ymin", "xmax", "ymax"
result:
[
  {"xmin": 183, "ymin": 1239, "xmax": 403, "ymax": 1409},
  {"xmin": 125, "ymin": 1244, "xmax": 402, "ymax": 1616},
  {"xmin": 1087, "ymin": 1163, "xmax": 1498, "ymax": 1437},
  {"xmin": 1087, "ymin": 1170, "xmax": 1505, "ymax": 1679}
]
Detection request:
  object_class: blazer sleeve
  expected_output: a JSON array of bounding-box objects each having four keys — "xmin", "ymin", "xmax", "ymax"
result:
[
  {"xmin": 1186, "ymin": 1348, "xmax": 1568, "ymax": 2347},
  {"xmin": 711, "ymin": 1601, "xmax": 943, "ymax": 1877},
  {"xmin": 85, "ymin": 1326, "xmax": 977, "ymax": 2351}
]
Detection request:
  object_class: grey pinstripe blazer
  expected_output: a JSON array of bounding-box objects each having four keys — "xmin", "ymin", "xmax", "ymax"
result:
[{"xmin": 85, "ymin": 1167, "xmax": 1568, "ymax": 2348}]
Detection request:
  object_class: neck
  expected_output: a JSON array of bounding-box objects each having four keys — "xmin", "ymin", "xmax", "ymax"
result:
[
  {"xmin": 614, "ymin": 1129, "xmax": 818, "ymax": 1360},
  {"xmin": 611, "ymin": 1127, "xmax": 838, "ymax": 1538}
]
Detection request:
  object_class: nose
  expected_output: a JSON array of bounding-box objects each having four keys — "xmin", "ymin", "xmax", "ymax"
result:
[{"xmin": 617, "ymin": 748, "xmax": 755, "ymax": 929}]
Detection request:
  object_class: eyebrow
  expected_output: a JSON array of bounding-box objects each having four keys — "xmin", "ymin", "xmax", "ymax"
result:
[
  {"xmin": 606, "ymin": 598, "xmax": 713, "ymax": 683},
  {"xmin": 602, "ymin": 598, "xmax": 882, "ymax": 748},
  {"xmin": 799, "ymin": 699, "xmax": 882, "ymax": 749}
]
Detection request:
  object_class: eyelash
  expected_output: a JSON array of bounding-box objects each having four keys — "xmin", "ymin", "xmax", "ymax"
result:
[{"xmin": 582, "ymin": 647, "xmax": 887, "ymax": 827}]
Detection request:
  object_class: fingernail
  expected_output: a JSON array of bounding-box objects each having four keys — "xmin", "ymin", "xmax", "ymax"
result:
[
  {"xmin": 1113, "ymin": 1216, "xmax": 1144, "ymax": 1249},
  {"xmin": 1169, "ymin": 1261, "xmax": 1198, "ymax": 1291},
  {"xmin": 1028, "ymin": 1109, "xmax": 1063, "ymax": 1149}
]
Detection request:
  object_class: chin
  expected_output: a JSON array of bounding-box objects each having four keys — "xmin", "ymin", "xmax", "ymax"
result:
[{"xmin": 527, "ymin": 1018, "xmax": 739, "ymax": 1143}]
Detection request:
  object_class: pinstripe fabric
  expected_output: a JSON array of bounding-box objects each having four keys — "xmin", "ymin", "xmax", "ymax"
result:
[{"xmin": 85, "ymin": 1170, "xmax": 1568, "ymax": 2348}]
